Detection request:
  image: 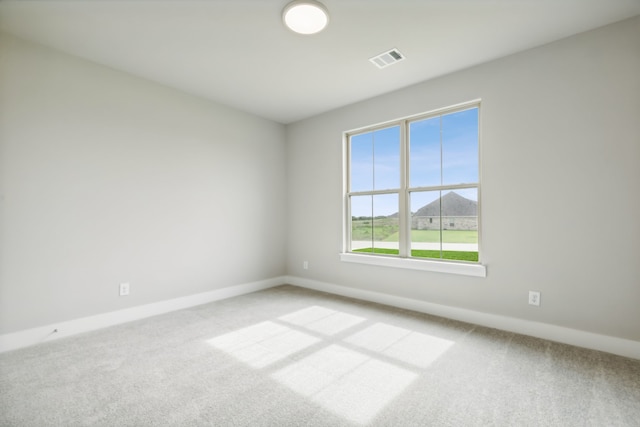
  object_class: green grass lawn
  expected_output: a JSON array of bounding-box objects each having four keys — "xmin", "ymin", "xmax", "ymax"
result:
[
  {"xmin": 351, "ymin": 218, "xmax": 399, "ymax": 241},
  {"xmin": 384, "ymin": 229, "xmax": 477, "ymax": 243},
  {"xmin": 354, "ymin": 247, "xmax": 479, "ymax": 262},
  {"xmin": 351, "ymin": 219, "xmax": 477, "ymax": 244}
]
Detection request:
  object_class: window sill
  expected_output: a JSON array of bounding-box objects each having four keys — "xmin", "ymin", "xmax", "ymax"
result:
[{"xmin": 339, "ymin": 252, "xmax": 487, "ymax": 277}]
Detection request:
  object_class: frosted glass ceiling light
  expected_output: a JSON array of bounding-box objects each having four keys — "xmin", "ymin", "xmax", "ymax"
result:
[{"xmin": 283, "ymin": 0, "xmax": 329, "ymax": 35}]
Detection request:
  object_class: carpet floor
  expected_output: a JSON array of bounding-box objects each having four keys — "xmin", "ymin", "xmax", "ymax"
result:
[{"xmin": 1, "ymin": 284, "xmax": 639, "ymax": 426}]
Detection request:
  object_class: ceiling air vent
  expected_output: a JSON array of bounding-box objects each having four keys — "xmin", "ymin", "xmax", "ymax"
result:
[{"xmin": 369, "ymin": 48, "xmax": 405, "ymax": 69}]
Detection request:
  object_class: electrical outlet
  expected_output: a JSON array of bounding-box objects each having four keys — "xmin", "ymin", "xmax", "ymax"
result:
[
  {"xmin": 528, "ymin": 291, "xmax": 540, "ymax": 306},
  {"xmin": 303, "ymin": 261, "xmax": 309, "ymax": 270},
  {"xmin": 119, "ymin": 283, "xmax": 130, "ymax": 296}
]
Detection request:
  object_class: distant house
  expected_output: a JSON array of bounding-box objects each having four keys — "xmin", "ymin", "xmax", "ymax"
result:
[{"xmin": 412, "ymin": 191, "xmax": 477, "ymax": 231}]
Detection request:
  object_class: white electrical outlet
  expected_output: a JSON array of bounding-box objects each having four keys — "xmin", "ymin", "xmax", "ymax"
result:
[
  {"xmin": 119, "ymin": 282, "xmax": 130, "ymax": 296},
  {"xmin": 303, "ymin": 261, "xmax": 309, "ymax": 270},
  {"xmin": 528, "ymin": 291, "xmax": 540, "ymax": 306}
]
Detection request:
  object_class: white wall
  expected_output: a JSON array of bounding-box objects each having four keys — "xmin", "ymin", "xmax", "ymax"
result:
[
  {"xmin": 2, "ymin": 17, "xmax": 638, "ymax": 347},
  {"xmin": 286, "ymin": 17, "xmax": 640, "ymax": 341},
  {"xmin": 0, "ymin": 33, "xmax": 287, "ymax": 334}
]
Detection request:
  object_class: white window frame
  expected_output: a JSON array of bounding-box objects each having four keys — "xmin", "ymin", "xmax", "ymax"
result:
[{"xmin": 341, "ymin": 100, "xmax": 486, "ymax": 277}]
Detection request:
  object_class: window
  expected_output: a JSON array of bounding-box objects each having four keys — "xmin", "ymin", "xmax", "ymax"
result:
[{"xmin": 342, "ymin": 101, "xmax": 485, "ymax": 277}]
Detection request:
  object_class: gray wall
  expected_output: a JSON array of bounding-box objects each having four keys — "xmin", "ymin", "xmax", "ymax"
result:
[
  {"xmin": 0, "ymin": 34, "xmax": 287, "ymax": 334},
  {"xmin": 2, "ymin": 17, "xmax": 639, "ymax": 343},
  {"xmin": 286, "ymin": 17, "xmax": 640, "ymax": 341}
]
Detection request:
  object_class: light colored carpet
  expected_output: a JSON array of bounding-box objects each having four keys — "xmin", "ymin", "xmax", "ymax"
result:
[{"xmin": 1, "ymin": 284, "xmax": 639, "ymax": 426}]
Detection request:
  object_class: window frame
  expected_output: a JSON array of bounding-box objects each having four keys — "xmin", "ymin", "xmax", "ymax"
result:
[{"xmin": 341, "ymin": 100, "xmax": 486, "ymax": 277}]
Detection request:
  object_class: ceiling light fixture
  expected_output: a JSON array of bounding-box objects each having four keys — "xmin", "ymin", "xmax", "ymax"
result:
[{"xmin": 282, "ymin": 0, "xmax": 329, "ymax": 35}]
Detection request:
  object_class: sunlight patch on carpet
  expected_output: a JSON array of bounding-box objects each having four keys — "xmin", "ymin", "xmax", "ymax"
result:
[
  {"xmin": 207, "ymin": 306, "xmax": 454, "ymax": 424},
  {"xmin": 344, "ymin": 323, "xmax": 455, "ymax": 368},
  {"xmin": 278, "ymin": 305, "xmax": 366, "ymax": 336},
  {"xmin": 207, "ymin": 321, "xmax": 320, "ymax": 368},
  {"xmin": 271, "ymin": 344, "xmax": 417, "ymax": 425}
]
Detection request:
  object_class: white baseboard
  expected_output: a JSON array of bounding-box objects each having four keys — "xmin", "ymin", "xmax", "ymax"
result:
[
  {"xmin": 284, "ymin": 275, "xmax": 640, "ymax": 360},
  {"xmin": 4, "ymin": 275, "xmax": 639, "ymax": 360},
  {"xmin": 0, "ymin": 276, "xmax": 284, "ymax": 353}
]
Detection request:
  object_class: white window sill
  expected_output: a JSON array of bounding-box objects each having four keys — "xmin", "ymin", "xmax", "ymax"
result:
[{"xmin": 339, "ymin": 252, "xmax": 487, "ymax": 277}]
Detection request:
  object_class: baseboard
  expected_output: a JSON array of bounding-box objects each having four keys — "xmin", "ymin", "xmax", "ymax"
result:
[
  {"xmin": 0, "ymin": 276, "xmax": 284, "ymax": 353},
  {"xmin": 5, "ymin": 275, "xmax": 639, "ymax": 360},
  {"xmin": 284, "ymin": 275, "xmax": 640, "ymax": 360}
]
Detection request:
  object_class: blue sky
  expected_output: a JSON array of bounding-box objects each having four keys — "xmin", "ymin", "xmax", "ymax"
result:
[
  {"xmin": 350, "ymin": 125, "xmax": 400, "ymax": 192},
  {"xmin": 410, "ymin": 108, "xmax": 478, "ymax": 188},
  {"xmin": 350, "ymin": 108, "xmax": 478, "ymax": 217}
]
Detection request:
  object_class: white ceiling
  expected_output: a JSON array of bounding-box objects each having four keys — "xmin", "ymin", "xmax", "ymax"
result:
[{"xmin": 1, "ymin": 0, "xmax": 639, "ymax": 124}]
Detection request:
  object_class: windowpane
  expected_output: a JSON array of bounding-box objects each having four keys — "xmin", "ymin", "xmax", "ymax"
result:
[
  {"xmin": 410, "ymin": 191, "xmax": 442, "ymax": 258},
  {"xmin": 351, "ymin": 195, "xmax": 373, "ymax": 251},
  {"xmin": 350, "ymin": 126, "xmax": 400, "ymax": 192},
  {"xmin": 410, "ymin": 189, "xmax": 478, "ymax": 261},
  {"xmin": 373, "ymin": 126, "xmax": 400, "ymax": 190},
  {"xmin": 409, "ymin": 117, "xmax": 440, "ymax": 187},
  {"xmin": 350, "ymin": 194, "xmax": 398, "ymax": 255},
  {"xmin": 372, "ymin": 193, "xmax": 399, "ymax": 254},
  {"xmin": 350, "ymin": 134, "xmax": 373, "ymax": 192},
  {"xmin": 441, "ymin": 188, "xmax": 478, "ymax": 261},
  {"xmin": 346, "ymin": 102, "xmax": 480, "ymax": 265},
  {"xmin": 442, "ymin": 108, "xmax": 478, "ymax": 186}
]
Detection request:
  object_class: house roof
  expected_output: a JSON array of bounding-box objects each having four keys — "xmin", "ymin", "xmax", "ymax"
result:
[{"xmin": 414, "ymin": 191, "xmax": 477, "ymax": 217}]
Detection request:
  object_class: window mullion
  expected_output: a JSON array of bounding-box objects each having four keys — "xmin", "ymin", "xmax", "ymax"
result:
[
  {"xmin": 439, "ymin": 116, "xmax": 444, "ymax": 259},
  {"xmin": 349, "ymin": 189, "xmax": 399, "ymax": 196},
  {"xmin": 409, "ymin": 183, "xmax": 478, "ymax": 193},
  {"xmin": 398, "ymin": 120, "xmax": 409, "ymax": 257}
]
